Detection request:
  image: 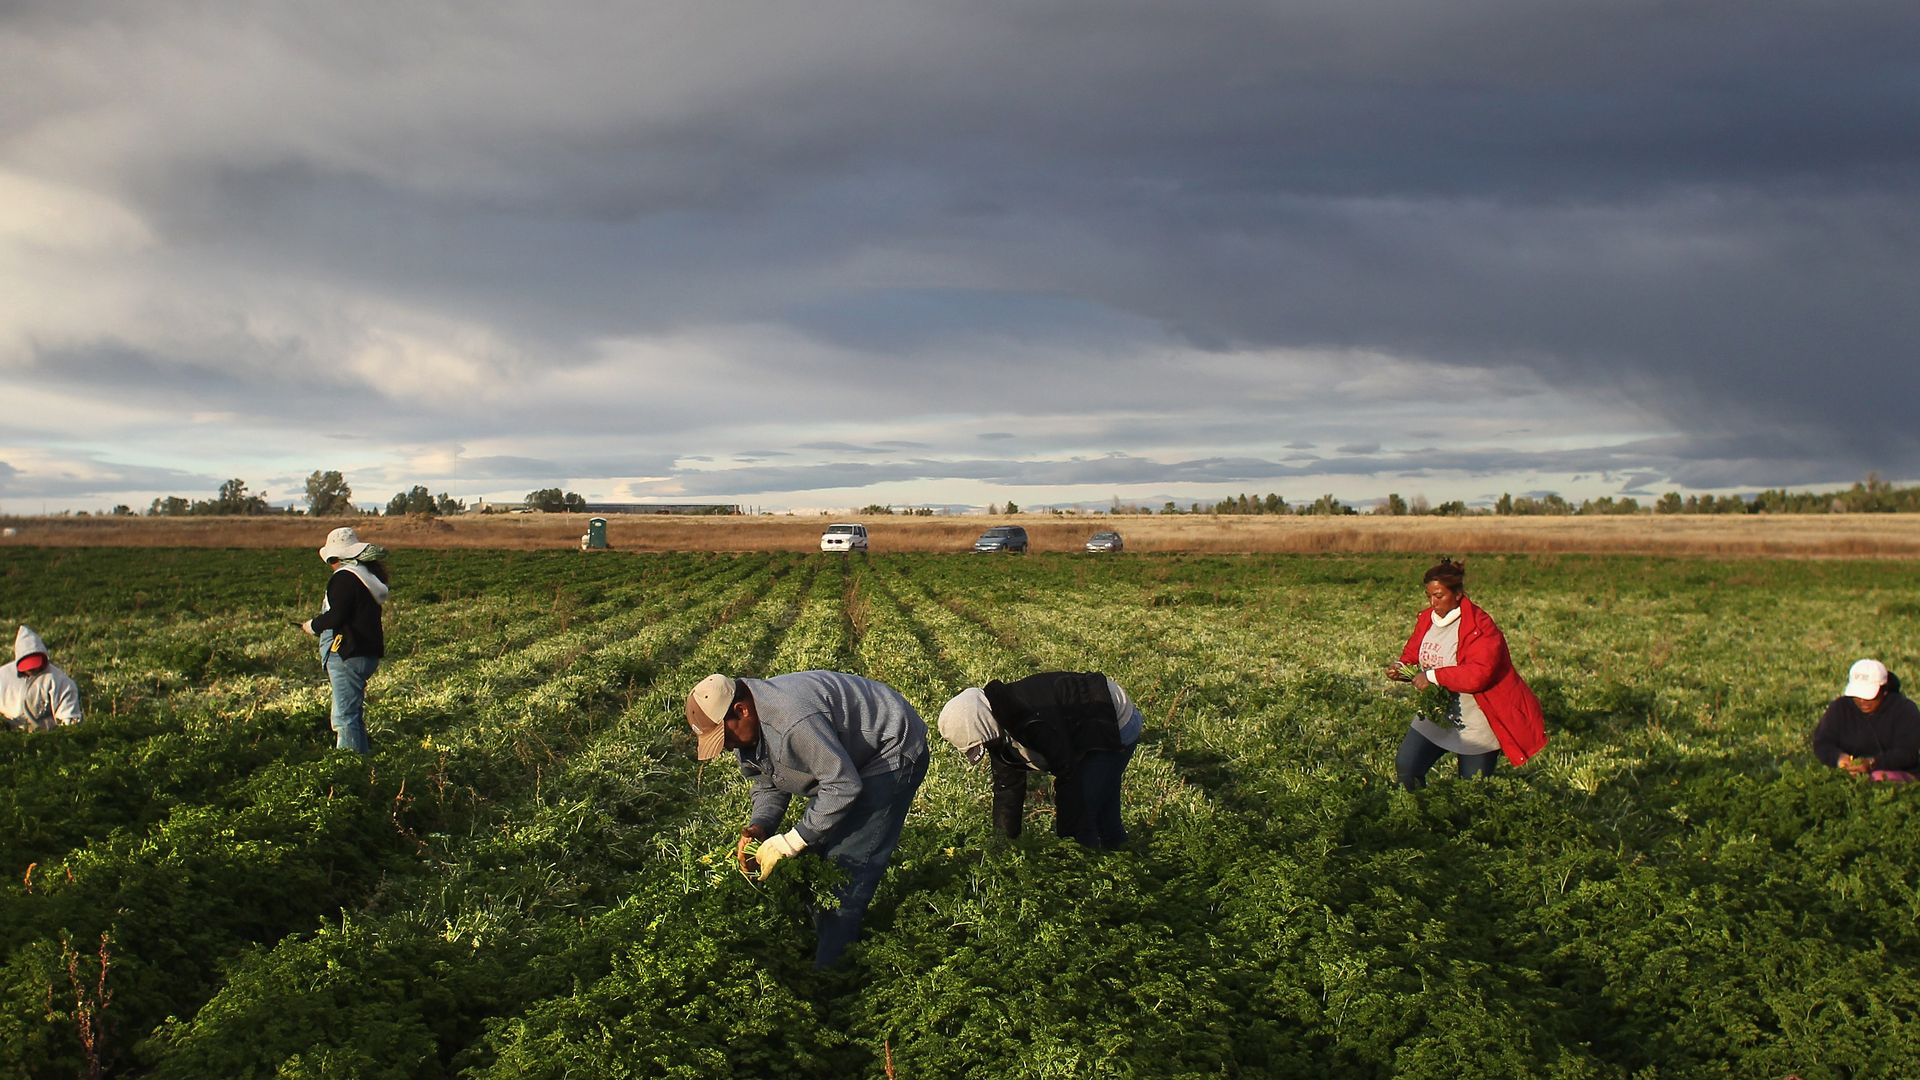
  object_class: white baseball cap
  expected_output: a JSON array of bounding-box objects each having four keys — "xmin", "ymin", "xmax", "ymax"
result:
[
  {"xmin": 1844, "ymin": 658, "xmax": 1889, "ymax": 699},
  {"xmin": 684, "ymin": 674, "xmax": 737, "ymax": 760}
]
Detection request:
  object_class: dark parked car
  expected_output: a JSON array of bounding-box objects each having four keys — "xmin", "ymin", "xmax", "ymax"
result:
[
  {"xmin": 973, "ymin": 525, "xmax": 1030, "ymax": 554},
  {"xmin": 1084, "ymin": 530, "xmax": 1124, "ymax": 553}
]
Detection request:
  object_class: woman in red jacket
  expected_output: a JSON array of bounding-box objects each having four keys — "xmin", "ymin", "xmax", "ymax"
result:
[{"xmin": 1385, "ymin": 558, "xmax": 1547, "ymax": 790}]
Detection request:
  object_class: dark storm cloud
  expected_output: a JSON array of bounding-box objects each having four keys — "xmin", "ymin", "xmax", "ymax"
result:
[
  {"xmin": 7, "ymin": 0, "xmax": 1918, "ymax": 501},
  {"xmin": 655, "ymin": 428, "xmax": 1874, "ymax": 498}
]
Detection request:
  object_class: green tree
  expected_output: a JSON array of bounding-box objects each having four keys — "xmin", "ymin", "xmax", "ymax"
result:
[
  {"xmin": 386, "ymin": 486, "xmax": 437, "ymax": 516},
  {"xmin": 1004, "ymin": 501, "xmax": 1019, "ymax": 514},
  {"xmin": 1383, "ymin": 493, "xmax": 1408, "ymax": 516},
  {"xmin": 435, "ymin": 493, "xmax": 465, "ymax": 515},
  {"xmin": 525, "ymin": 488, "xmax": 586, "ymax": 512},
  {"xmin": 213, "ymin": 479, "xmax": 270, "ymax": 515},
  {"xmin": 1656, "ymin": 492, "xmax": 1683, "ymax": 514},
  {"xmin": 305, "ymin": 471, "xmax": 355, "ymax": 516},
  {"xmin": 1496, "ymin": 492, "xmax": 1514, "ymax": 515}
]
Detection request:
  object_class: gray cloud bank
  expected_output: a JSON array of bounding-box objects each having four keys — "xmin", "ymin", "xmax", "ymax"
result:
[{"xmin": 3, "ymin": 2, "xmax": 1916, "ymax": 508}]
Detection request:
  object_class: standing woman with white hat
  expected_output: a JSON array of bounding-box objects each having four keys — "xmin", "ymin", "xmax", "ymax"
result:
[{"xmin": 301, "ymin": 526, "xmax": 390, "ymax": 753}]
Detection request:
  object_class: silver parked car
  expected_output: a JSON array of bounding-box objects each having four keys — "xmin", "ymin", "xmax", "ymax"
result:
[
  {"xmin": 1084, "ymin": 530, "xmax": 1124, "ymax": 553},
  {"xmin": 972, "ymin": 525, "xmax": 1029, "ymax": 554}
]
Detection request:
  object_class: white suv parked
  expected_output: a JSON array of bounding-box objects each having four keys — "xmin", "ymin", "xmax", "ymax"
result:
[{"xmin": 819, "ymin": 523, "xmax": 869, "ymax": 552}]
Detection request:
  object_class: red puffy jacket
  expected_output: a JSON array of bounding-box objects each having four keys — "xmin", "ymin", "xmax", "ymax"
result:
[{"xmin": 1400, "ymin": 597, "xmax": 1547, "ymax": 766}]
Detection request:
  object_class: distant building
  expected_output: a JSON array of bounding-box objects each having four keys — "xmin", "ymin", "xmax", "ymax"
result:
[{"xmin": 581, "ymin": 503, "xmax": 742, "ymax": 516}]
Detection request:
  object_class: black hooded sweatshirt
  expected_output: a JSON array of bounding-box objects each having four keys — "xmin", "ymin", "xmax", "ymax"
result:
[{"xmin": 1812, "ymin": 673, "xmax": 1920, "ymax": 771}]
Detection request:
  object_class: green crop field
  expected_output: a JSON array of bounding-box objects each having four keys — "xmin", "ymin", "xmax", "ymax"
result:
[{"xmin": 3, "ymin": 548, "xmax": 1917, "ymax": 1077}]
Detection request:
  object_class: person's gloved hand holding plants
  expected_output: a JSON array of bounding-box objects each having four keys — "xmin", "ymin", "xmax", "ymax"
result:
[{"xmin": 754, "ymin": 830, "xmax": 807, "ymax": 879}]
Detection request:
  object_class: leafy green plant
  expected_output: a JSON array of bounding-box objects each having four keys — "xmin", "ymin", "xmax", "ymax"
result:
[{"xmin": 1, "ymin": 549, "xmax": 1916, "ymax": 1076}]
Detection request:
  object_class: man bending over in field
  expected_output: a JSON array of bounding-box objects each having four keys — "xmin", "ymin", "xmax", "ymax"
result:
[
  {"xmin": 1813, "ymin": 659, "xmax": 1919, "ymax": 782},
  {"xmin": 1, "ymin": 625, "xmax": 83, "ymax": 732},
  {"xmin": 686, "ymin": 670, "xmax": 929, "ymax": 968},
  {"xmin": 936, "ymin": 672, "xmax": 1143, "ymax": 848}
]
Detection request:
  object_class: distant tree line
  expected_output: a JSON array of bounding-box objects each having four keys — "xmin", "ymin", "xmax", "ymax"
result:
[
  {"xmin": 138, "ymin": 475, "xmax": 603, "ymax": 518},
  {"xmin": 1182, "ymin": 474, "xmax": 1920, "ymax": 518},
  {"xmin": 1143, "ymin": 492, "xmax": 1357, "ymax": 516},
  {"xmin": 1092, "ymin": 474, "xmax": 1920, "ymax": 518},
  {"xmin": 147, "ymin": 478, "xmax": 283, "ymax": 517},
  {"xmin": 146, "ymin": 471, "xmax": 356, "ymax": 517},
  {"xmin": 117, "ymin": 472, "xmax": 1920, "ymax": 520},
  {"xmin": 385, "ymin": 486, "xmax": 467, "ymax": 516},
  {"xmin": 1495, "ymin": 474, "xmax": 1920, "ymax": 517}
]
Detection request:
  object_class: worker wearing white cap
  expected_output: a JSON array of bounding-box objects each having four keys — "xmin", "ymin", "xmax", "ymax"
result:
[
  {"xmin": 685, "ymin": 669, "xmax": 928, "ymax": 967},
  {"xmin": 1812, "ymin": 659, "xmax": 1920, "ymax": 781},
  {"xmin": 299, "ymin": 527, "xmax": 390, "ymax": 753}
]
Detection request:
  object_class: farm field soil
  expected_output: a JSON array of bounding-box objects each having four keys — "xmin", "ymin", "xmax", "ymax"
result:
[
  {"xmin": 3, "ymin": 548, "xmax": 1918, "ymax": 1077},
  {"xmin": 10, "ymin": 510, "xmax": 1920, "ymax": 557}
]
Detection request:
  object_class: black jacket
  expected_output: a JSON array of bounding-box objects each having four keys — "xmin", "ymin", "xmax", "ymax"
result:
[
  {"xmin": 1812, "ymin": 684, "xmax": 1920, "ymax": 771},
  {"xmin": 309, "ymin": 568, "xmax": 386, "ymax": 660},
  {"xmin": 982, "ymin": 672, "xmax": 1124, "ymax": 838}
]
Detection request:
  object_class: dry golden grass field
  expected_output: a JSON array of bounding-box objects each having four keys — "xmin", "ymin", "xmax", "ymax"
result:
[{"xmin": 7, "ymin": 510, "xmax": 1920, "ymax": 557}]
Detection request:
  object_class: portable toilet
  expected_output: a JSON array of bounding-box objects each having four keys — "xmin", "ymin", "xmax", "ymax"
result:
[{"xmin": 581, "ymin": 516, "xmax": 609, "ymax": 550}]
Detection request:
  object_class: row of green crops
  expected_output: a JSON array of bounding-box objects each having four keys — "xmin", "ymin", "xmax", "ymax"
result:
[{"xmin": 2, "ymin": 548, "xmax": 1918, "ymax": 1077}]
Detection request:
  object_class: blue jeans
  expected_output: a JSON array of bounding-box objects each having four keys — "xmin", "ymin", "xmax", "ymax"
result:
[
  {"xmin": 812, "ymin": 753, "xmax": 928, "ymax": 968},
  {"xmin": 325, "ymin": 652, "xmax": 378, "ymax": 754},
  {"xmin": 1061, "ymin": 742, "xmax": 1137, "ymax": 848},
  {"xmin": 1396, "ymin": 727, "xmax": 1497, "ymax": 791}
]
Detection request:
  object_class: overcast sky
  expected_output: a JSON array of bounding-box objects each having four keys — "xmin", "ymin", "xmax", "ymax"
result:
[{"xmin": 4, "ymin": 2, "xmax": 1916, "ymax": 514}]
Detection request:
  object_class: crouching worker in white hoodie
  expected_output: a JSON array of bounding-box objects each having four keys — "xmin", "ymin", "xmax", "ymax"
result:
[{"xmin": 1, "ymin": 625, "xmax": 83, "ymax": 731}]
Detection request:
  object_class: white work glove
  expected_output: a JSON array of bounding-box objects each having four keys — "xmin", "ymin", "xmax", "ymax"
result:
[{"xmin": 755, "ymin": 829, "xmax": 807, "ymax": 879}]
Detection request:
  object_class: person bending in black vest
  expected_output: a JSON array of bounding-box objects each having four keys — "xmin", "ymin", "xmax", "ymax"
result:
[{"xmin": 936, "ymin": 672, "xmax": 1144, "ymax": 848}]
